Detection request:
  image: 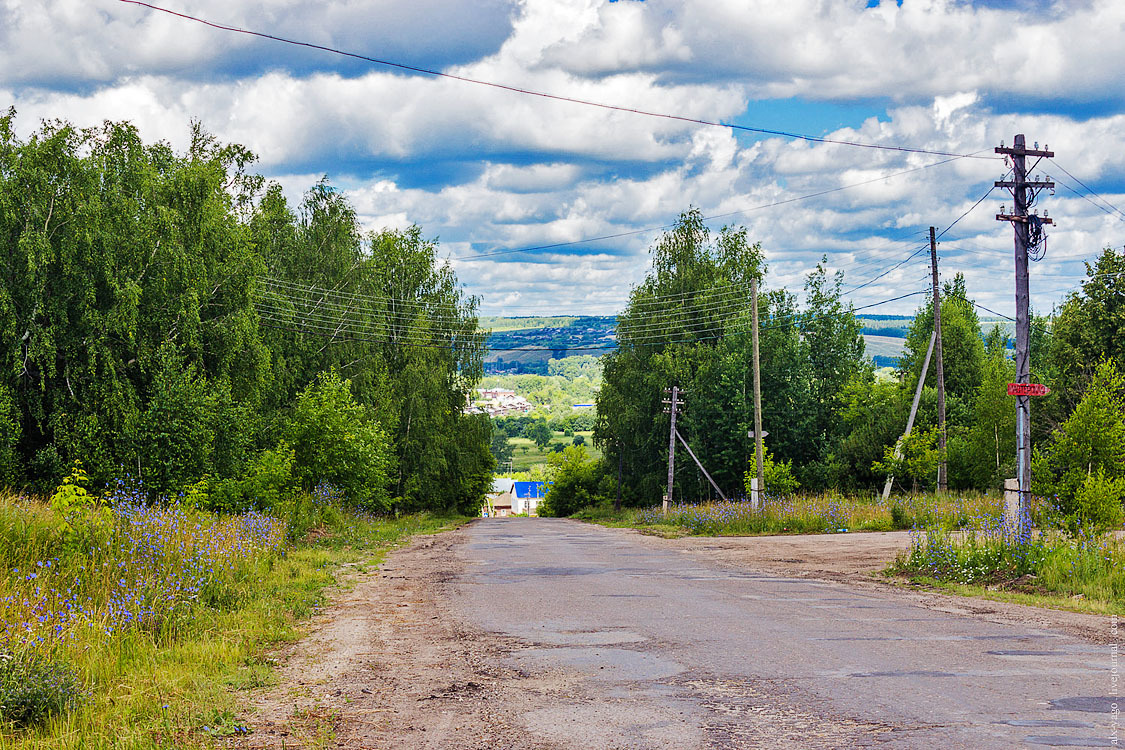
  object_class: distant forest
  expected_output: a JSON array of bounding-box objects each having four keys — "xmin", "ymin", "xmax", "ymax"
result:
[{"xmin": 484, "ymin": 314, "xmax": 1010, "ymax": 374}]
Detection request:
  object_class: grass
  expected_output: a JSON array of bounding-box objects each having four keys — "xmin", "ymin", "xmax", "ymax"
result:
[
  {"xmin": 888, "ymin": 516, "xmax": 1125, "ymax": 614},
  {"xmin": 506, "ymin": 431, "xmax": 600, "ymax": 471},
  {"xmin": 577, "ymin": 491, "xmax": 1007, "ymax": 537},
  {"xmin": 0, "ymin": 491, "xmax": 465, "ymax": 749}
]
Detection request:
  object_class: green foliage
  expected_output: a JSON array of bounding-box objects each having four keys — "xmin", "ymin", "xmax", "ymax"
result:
[
  {"xmin": 1047, "ymin": 248, "xmax": 1125, "ymax": 411},
  {"xmin": 48, "ymin": 461, "xmax": 93, "ymax": 522},
  {"xmin": 874, "ymin": 426, "xmax": 944, "ymax": 492},
  {"xmin": 953, "ymin": 352, "xmax": 1016, "ymax": 490},
  {"xmin": 744, "ymin": 445, "xmax": 799, "ymax": 496},
  {"xmin": 489, "ymin": 422, "xmax": 514, "ymax": 466},
  {"xmin": 1033, "ymin": 359, "xmax": 1125, "ymax": 526},
  {"xmin": 207, "ymin": 443, "xmax": 300, "ymax": 514},
  {"xmin": 528, "ymin": 420, "xmax": 552, "ymax": 449},
  {"xmin": 1073, "ymin": 470, "xmax": 1125, "ymax": 530},
  {"xmin": 1030, "ymin": 357, "xmax": 1125, "ymax": 521},
  {"xmin": 132, "ymin": 345, "xmax": 218, "ymax": 497},
  {"xmin": 288, "ymin": 371, "xmax": 393, "ymax": 510},
  {"xmin": 0, "ymin": 112, "xmax": 492, "ymax": 514},
  {"xmin": 900, "ymin": 274, "xmax": 985, "ymax": 402},
  {"xmin": 538, "ymin": 445, "xmax": 599, "ymax": 517},
  {"xmin": 0, "ymin": 649, "xmax": 84, "ymax": 727}
]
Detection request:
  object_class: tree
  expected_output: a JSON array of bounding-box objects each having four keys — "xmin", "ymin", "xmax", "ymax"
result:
[
  {"xmin": 874, "ymin": 426, "xmax": 944, "ymax": 493},
  {"xmin": 529, "ymin": 420, "xmax": 552, "ymax": 450},
  {"xmin": 287, "ymin": 370, "xmax": 394, "ymax": 509},
  {"xmin": 797, "ymin": 259, "xmax": 867, "ymax": 486},
  {"xmin": 596, "ymin": 209, "xmax": 764, "ymax": 504},
  {"xmin": 899, "ymin": 273, "xmax": 985, "ymax": 404},
  {"xmin": 538, "ymin": 445, "xmax": 599, "ymax": 517},
  {"xmin": 952, "ymin": 352, "xmax": 1016, "ymax": 489},
  {"xmin": 490, "ymin": 422, "xmax": 514, "ymax": 467},
  {"xmin": 1033, "ymin": 358, "xmax": 1125, "ymax": 526},
  {"xmin": 1046, "ymin": 248, "xmax": 1125, "ymax": 413}
]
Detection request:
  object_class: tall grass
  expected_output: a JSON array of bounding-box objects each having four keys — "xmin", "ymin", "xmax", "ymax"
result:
[
  {"xmin": 623, "ymin": 491, "xmax": 1008, "ymax": 535},
  {"xmin": 0, "ymin": 491, "xmax": 286, "ymax": 653},
  {"xmin": 0, "ymin": 483, "xmax": 464, "ymax": 747},
  {"xmin": 892, "ymin": 509, "xmax": 1125, "ymax": 610}
]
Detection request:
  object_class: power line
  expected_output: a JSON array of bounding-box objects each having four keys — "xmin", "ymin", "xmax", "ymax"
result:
[
  {"xmin": 120, "ymin": 0, "xmax": 1000, "ymax": 165},
  {"xmin": 1048, "ymin": 159, "xmax": 1125, "ymax": 222},
  {"xmin": 457, "ymin": 157, "xmax": 975, "ymax": 262}
]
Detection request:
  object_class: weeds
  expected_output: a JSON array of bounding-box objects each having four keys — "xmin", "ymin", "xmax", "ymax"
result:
[
  {"xmin": 0, "ymin": 649, "xmax": 84, "ymax": 727},
  {"xmin": 613, "ymin": 491, "xmax": 1006, "ymax": 536}
]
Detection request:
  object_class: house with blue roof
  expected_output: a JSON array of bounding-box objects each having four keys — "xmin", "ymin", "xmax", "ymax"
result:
[{"xmin": 512, "ymin": 481, "xmax": 548, "ymax": 516}]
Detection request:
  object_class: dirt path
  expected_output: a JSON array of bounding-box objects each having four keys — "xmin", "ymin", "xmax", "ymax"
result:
[
  {"xmin": 234, "ymin": 529, "xmax": 572, "ymax": 749},
  {"xmin": 233, "ymin": 524, "xmax": 1113, "ymax": 749}
]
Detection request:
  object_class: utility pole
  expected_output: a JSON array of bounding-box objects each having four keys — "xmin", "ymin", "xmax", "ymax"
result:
[
  {"xmin": 882, "ymin": 331, "xmax": 936, "ymax": 501},
  {"xmin": 615, "ymin": 442, "xmax": 622, "ymax": 513},
  {"xmin": 750, "ymin": 278, "xmax": 765, "ymax": 509},
  {"xmin": 996, "ymin": 135, "xmax": 1054, "ymax": 521},
  {"xmin": 662, "ymin": 386, "xmax": 682, "ymax": 517},
  {"xmin": 929, "ymin": 227, "xmax": 948, "ymax": 492}
]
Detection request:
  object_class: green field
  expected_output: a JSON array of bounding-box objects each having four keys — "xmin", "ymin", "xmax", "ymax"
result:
[{"xmin": 503, "ymin": 431, "xmax": 601, "ymax": 472}]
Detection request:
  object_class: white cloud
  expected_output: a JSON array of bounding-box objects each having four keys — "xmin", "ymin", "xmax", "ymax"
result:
[{"xmin": 2, "ymin": 0, "xmax": 1124, "ymax": 320}]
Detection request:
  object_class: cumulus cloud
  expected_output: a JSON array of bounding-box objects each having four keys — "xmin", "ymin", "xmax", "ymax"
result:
[{"xmin": 2, "ymin": 0, "xmax": 1123, "ymax": 318}]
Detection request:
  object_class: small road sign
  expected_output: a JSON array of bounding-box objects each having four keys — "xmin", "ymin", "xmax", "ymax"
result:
[
  {"xmin": 1007, "ymin": 383, "xmax": 1050, "ymax": 396},
  {"xmin": 747, "ymin": 430, "xmax": 769, "ymax": 439}
]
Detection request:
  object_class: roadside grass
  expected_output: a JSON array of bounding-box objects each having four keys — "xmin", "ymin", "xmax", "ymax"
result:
[
  {"xmin": 887, "ymin": 520, "xmax": 1125, "ymax": 615},
  {"xmin": 0, "ymin": 492, "xmax": 465, "ymax": 749},
  {"xmin": 575, "ymin": 491, "xmax": 1007, "ymax": 537}
]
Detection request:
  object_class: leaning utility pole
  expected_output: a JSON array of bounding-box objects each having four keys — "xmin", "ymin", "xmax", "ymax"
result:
[
  {"xmin": 995, "ymin": 135, "xmax": 1053, "ymax": 520},
  {"xmin": 882, "ymin": 331, "xmax": 936, "ymax": 501},
  {"xmin": 662, "ymin": 386, "xmax": 682, "ymax": 517},
  {"xmin": 750, "ymin": 278, "xmax": 765, "ymax": 509},
  {"xmin": 929, "ymin": 227, "xmax": 948, "ymax": 492}
]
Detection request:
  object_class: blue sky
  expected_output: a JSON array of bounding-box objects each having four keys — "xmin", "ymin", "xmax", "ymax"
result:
[{"xmin": 3, "ymin": 0, "xmax": 1124, "ymax": 317}]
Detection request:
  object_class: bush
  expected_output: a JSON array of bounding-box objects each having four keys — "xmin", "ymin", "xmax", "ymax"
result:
[
  {"xmin": 288, "ymin": 371, "xmax": 393, "ymax": 510},
  {"xmin": 744, "ymin": 445, "xmax": 799, "ymax": 497},
  {"xmin": 205, "ymin": 443, "xmax": 300, "ymax": 514},
  {"xmin": 0, "ymin": 650, "xmax": 83, "ymax": 727},
  {"xmin": 538, "ymin": 446, "xmax": 599, "ymax": 517},
  {"xmin": 1033, "ymin": 358, "xmax": 1125, "ymax": 526},
  {"xmin": 1073, "ymin": 469, "xmax": 1125, "ymax": 530},
  {"xmin": 890, "ymin": 504, "xmax": 910, "ymax": 530}
]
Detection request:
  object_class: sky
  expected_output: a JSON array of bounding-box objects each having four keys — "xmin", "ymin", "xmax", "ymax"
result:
[{"xmin": 3, "ymin": 0, "xmax": 1124, "ymax": 318}]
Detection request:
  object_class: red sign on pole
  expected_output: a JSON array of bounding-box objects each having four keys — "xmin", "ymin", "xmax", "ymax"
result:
[{"xmin": 1007, "ymin": 383, "xmax": 1050, "ymax": 396}]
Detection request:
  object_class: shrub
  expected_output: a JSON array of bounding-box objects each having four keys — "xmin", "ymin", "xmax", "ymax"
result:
[
  {"xmin": 539, "ymin": 446, "xmax": 598, "ymax": 517},
  {"xmin": 744, "ymin": 445, "xmax": 799, "ymax": 497},
  {"xmin": 1033, "ymin": 358, "xmax": 1125, "ymax": 526},
  {"xmin": 890, "ymin": 504, "xmax": 910, "ymax": 530},
  {"xmin": 288, "ymin": 371, "xmax": 393, "ymax": 510},
  {"xmin": 0, "ymin": 650, "xmax": 83, "ymax": 727},
  {"xmin": 1073, "ymin": 469, "xmax": 1125, "ymax": 530}
]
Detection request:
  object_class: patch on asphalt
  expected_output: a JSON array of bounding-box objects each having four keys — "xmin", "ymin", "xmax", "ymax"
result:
[{"xmin": 678, "ymin": 675, "xmax": 895, "ymax": 748}]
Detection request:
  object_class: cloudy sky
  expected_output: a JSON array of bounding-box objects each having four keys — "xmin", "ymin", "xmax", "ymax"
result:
[{"xmin": 4, "ymin": 0, "xmax": 1124, "ymax": 317}]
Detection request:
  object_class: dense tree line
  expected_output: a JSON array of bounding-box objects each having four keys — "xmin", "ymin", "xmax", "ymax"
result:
[
  {"xmin": 553, "ymin": 209, "xmax": 1125, "ymax": 516},
  {"xmin": 0, "ymin": 112, "xmax": 491, "ymax": 513}
]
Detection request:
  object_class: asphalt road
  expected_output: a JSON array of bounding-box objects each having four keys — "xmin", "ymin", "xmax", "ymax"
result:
[{"xmin": 449, "ymin": 518, "xmax": 1118, "ymax": 749}]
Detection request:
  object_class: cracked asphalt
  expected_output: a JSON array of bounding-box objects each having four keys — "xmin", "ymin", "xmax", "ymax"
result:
[{"xmin": 449, "ymin": 518, "xmax": 1118, "ymax": 749}]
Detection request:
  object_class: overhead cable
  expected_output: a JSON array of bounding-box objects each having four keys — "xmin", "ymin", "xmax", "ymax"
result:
[{"xmin": 120, "ymin": 1, "xmax": 1000, "ymax": 164}]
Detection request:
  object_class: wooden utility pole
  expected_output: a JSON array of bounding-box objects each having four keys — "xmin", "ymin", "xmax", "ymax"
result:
[
  {"xmin": 750, "ymin": 278, "xmax": 765, "ymax": 509},
  {"xmin": 929, "ymin": 227, "xmax": 948, "ymax": 492},
  {"xmin": 882, "ymin": 331, "xmax": 936, "ymax": 501},
  {"xmin": 996, "ymin": 135, "xmax": 1054, "ymax": 521},
  {"xmin": 662, "ymin": 386, "xmax": 682, "ymax": 517},
  {"xmin": 615, "ymin": 443, "xmax": 622, "ymax": 513}
]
